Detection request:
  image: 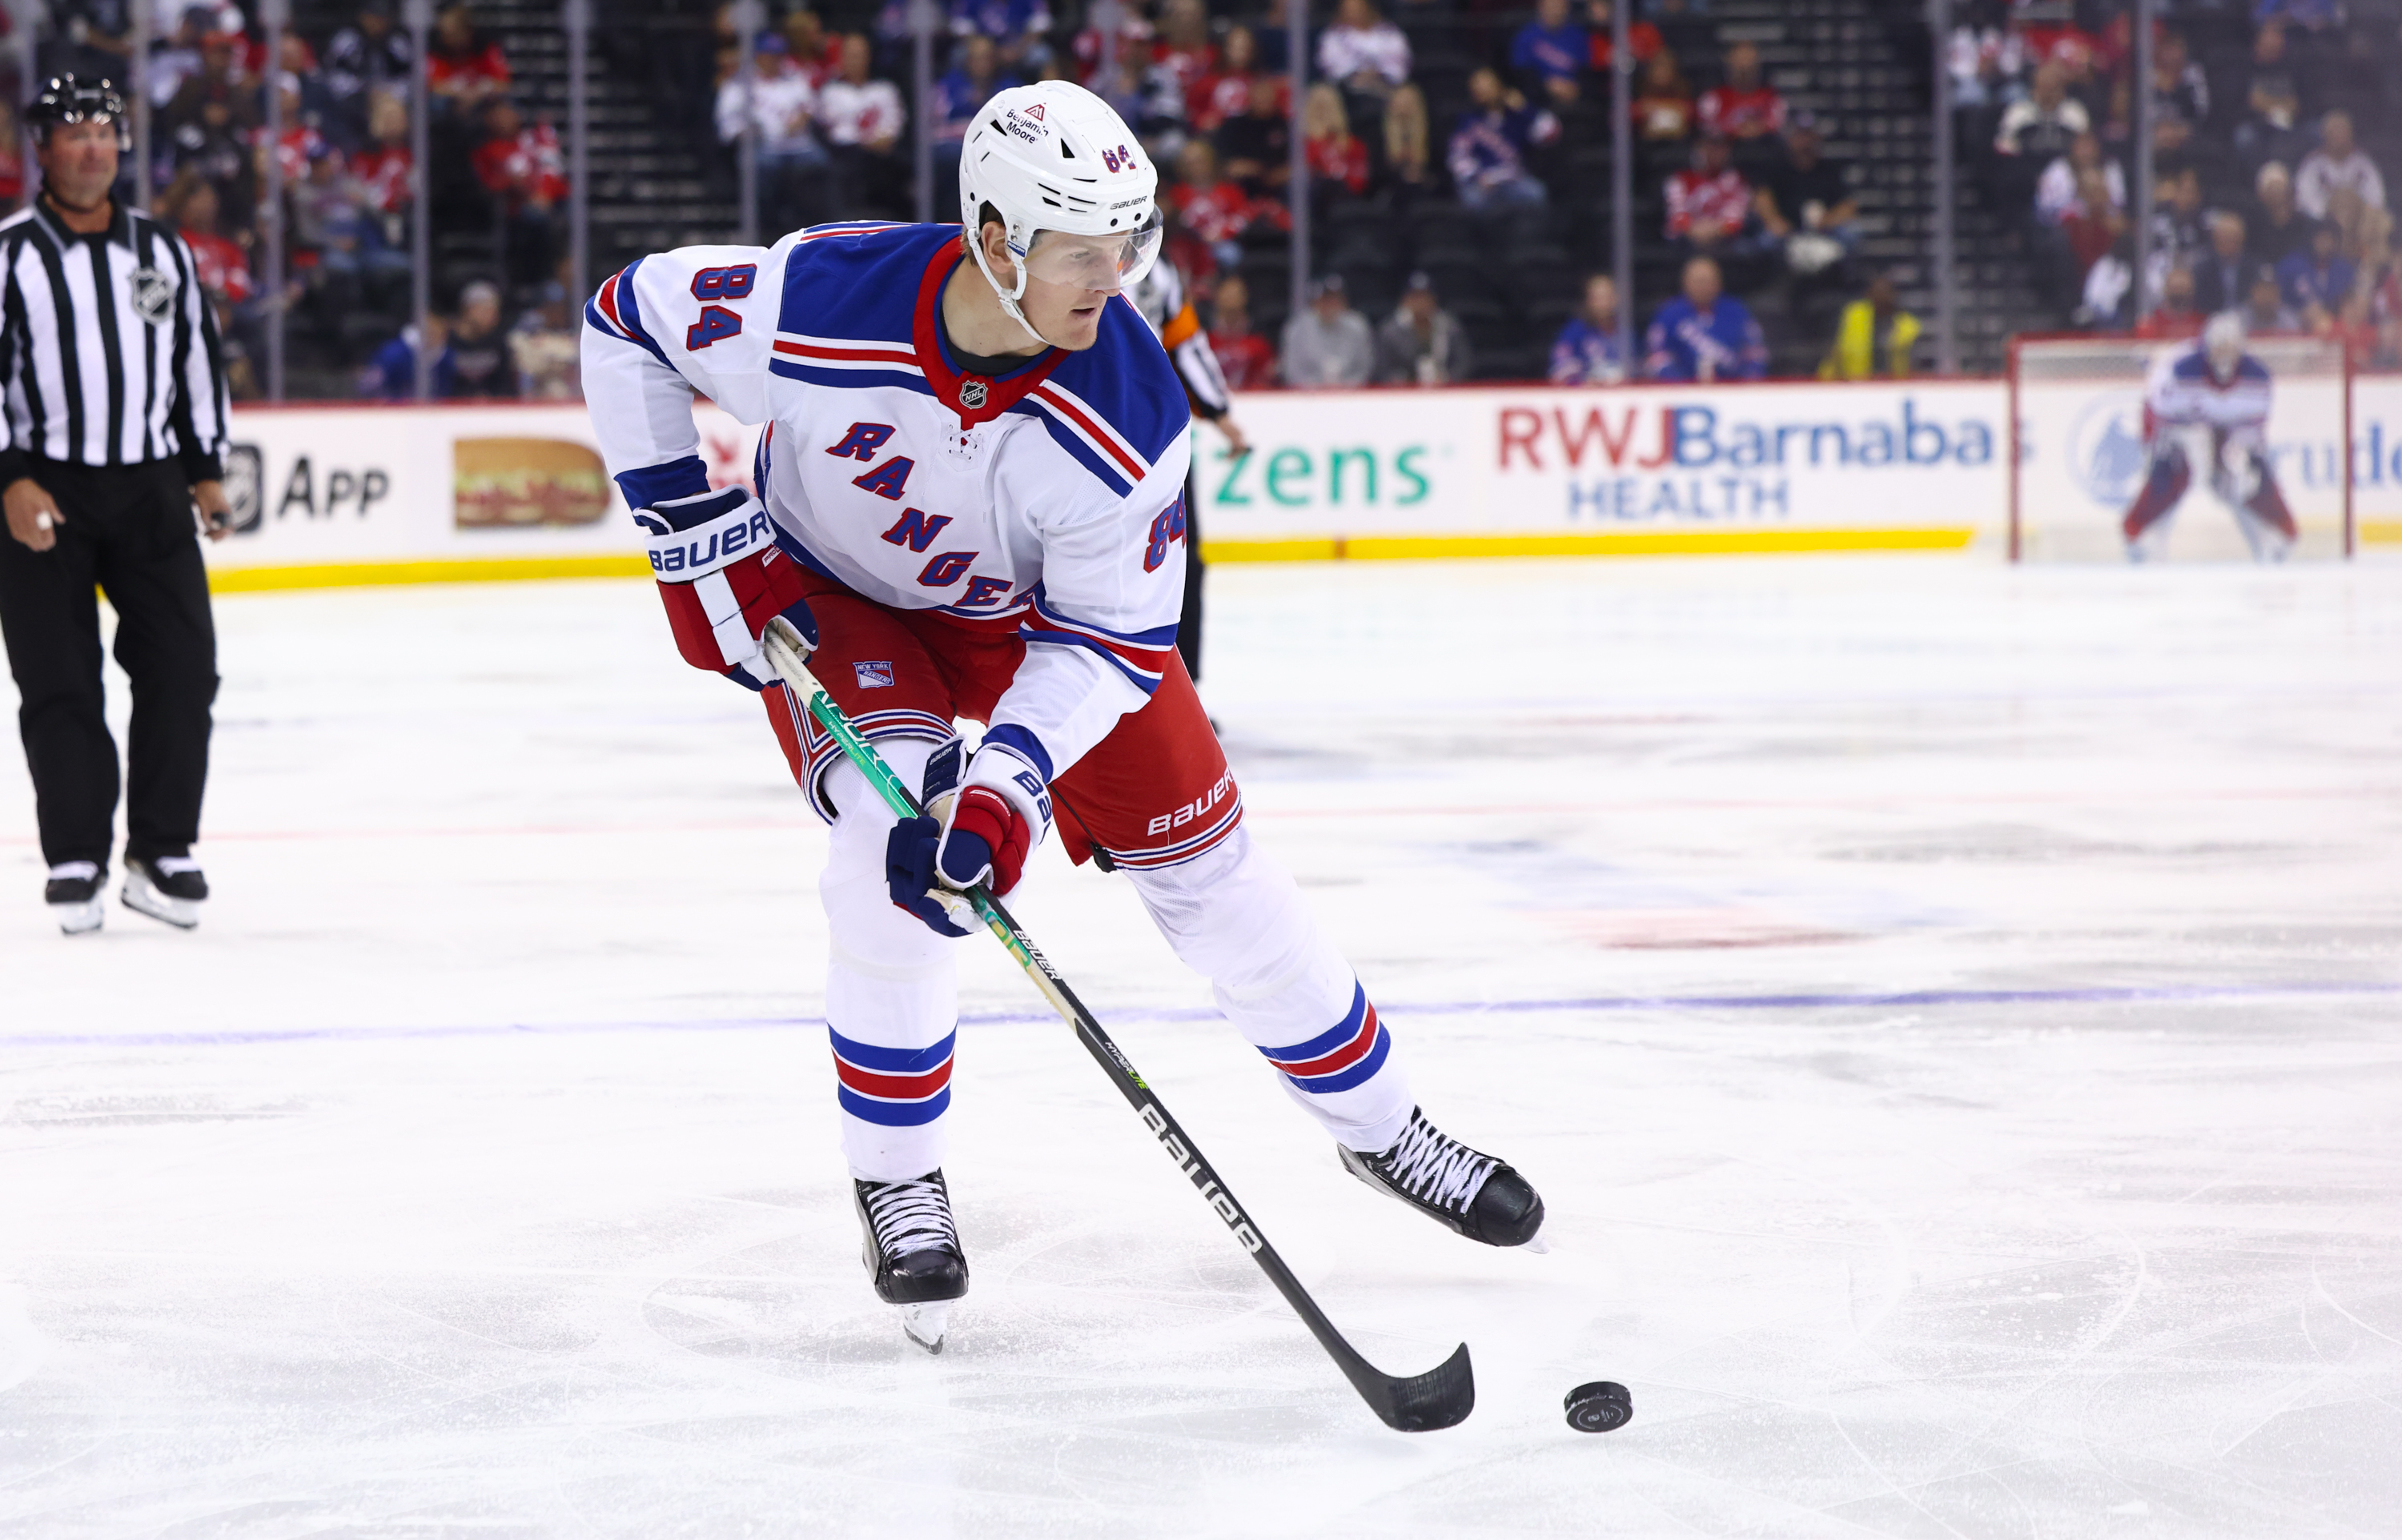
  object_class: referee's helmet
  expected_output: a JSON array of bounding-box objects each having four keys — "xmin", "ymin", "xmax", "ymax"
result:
[{"xmin": 27, "ymin": 75, "xmax": 133, "ymax": 152}]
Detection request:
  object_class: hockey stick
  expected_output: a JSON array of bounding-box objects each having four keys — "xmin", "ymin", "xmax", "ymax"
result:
[{"xmin": 760, "ymin": 620, "xmax": 1474, "ymax": 1433}]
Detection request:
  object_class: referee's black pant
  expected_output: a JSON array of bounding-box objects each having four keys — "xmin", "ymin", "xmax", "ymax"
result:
[{"xmin": 0, "ymin": 460, "xmax": 217, "ymax": 871}]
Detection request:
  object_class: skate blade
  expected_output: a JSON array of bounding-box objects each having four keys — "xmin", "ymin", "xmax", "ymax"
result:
[
  {"xmin": 122, "ymin": 877, "xmax": 199, "ymax": 930},
  {"xmin": 1520, "ymin": 1225, "xmax": 1551, "ymax": 1255},
  {"xmin": 900, "ymin": 1301, "xmax": 950, "ymax": 1354},
  {"xmin": 50, "ymin": 897, "xmax": 104, "ymax": 935}
]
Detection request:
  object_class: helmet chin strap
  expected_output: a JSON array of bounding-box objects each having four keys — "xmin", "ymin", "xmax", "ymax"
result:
[{"xmin": 968, "ymin": 232, "xmax": 1054, "ymax": 351}]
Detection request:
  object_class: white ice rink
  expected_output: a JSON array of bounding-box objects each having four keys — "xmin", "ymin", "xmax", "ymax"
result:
[{"xmin": 2, "ymin": 553, "xmax": 2399, "ymax": 1538}]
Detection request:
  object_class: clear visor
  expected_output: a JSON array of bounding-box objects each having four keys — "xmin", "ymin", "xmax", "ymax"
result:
[{"xmin": 1018, "ymin": 211, "xmax": 1163, "ymax": 291}]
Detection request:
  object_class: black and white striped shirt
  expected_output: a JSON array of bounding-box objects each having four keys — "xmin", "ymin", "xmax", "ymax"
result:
[{"xmin": 0, "ymin": 198, "xmax": 231, "ymax": 487}]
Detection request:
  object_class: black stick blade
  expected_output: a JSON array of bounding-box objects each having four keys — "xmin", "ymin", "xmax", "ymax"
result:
[{"xmin": 1352, "ymin": 1341, "xmax": 1475, "ymax": 1432}]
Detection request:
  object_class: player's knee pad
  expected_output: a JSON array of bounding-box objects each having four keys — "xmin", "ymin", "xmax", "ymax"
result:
[{"xmin": 1126, "ymin": 828, "xmax": 1348, "ymax": 1005}]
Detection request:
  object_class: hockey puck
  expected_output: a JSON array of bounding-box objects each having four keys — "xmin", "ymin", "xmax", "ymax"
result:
[{"xmin": 1564, "ymin": 1381, "xmax": 1633, "ymax": 1433}]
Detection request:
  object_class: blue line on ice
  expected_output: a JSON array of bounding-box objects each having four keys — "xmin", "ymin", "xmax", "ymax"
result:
[{"xmin": 5, "ymin": 981, "xmax": 2396, "ymax": 1050}]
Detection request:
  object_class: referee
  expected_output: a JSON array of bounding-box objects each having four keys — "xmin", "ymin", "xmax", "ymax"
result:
[{"xmin": 0, "ymin": 77, "xmax": 234, "ymax": 935}]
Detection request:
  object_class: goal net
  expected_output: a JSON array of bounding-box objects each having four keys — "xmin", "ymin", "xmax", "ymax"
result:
[{"xmin": 2009, "ymin": 334, "xmax": 2354, "ymax": 562}]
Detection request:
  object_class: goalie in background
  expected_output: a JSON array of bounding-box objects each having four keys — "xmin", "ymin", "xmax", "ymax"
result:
[{"xmin": 2120, "ymin": 312, "xmax": 2298, "ymax": 563}]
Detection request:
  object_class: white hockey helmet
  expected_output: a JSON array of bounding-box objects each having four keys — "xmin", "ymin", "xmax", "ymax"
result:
[
  {"xmin": 2203, "ymin": 310, "xmax": 2246, "ymax": 380},
  {"xmin": 958, "ymin": 80, "xmax": 1163, "ymax": 345}
]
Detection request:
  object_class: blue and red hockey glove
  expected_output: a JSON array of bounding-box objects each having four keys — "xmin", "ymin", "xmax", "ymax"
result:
[
  {"xmin": 635, "ymin": 484, "xmax": 816, "ymax": 689},
  {"xmin": 887, "ymin": 733, "xmax": 1056, "ymax": 936}
]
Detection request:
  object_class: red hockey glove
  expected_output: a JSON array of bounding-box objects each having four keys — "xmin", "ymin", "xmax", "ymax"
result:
[
  {"xmin": 886, "ymin": 734, "xmax": 1056, "ymax": 932},
  {"xmin": 637, "ymin": 485, "xmax": 817, "ymax": 689}
]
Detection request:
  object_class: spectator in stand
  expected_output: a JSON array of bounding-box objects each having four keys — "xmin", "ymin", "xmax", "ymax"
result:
[
  {"xmin": 1665, "ymin": 133, "xmax": 1752, "ymax": 261},
  {"xmin": 427, "ymin": 4, "xmax": 509, "ymax": 118},
  {"xmin": 2036, "ymin": 130, "xmax": 2122, "ymax": 229},
  {"xmin": 1448, "ymin": 67, "xmax": 1556, "ymax": 213},
  {"xmin": 1645, "ymin": 256, "xmax": 1765, "ymax": 382},
  {"xmin": 510, "ymin": 283, "xmax": 580, "ymax": 399},
  {"xmin": 2296, "ymin": 111, "xmax": 2385, "ymax": 221},
  {"xmin": 146, "ymin": 6, "xmax": 217, "ymax": 114},
  {"xmin": 1993, "ymin": 60, "xmax": 2087, "ymax": 166},
  {"xmin": 2234, "ymin": 21, "xmax": 2308, "ymax": 175},
  {"xmin": 717, "ymin": 35, "xmax": 831, "ymax": 231},
  {"xmin": 1548, "ymin": 273, "xmax": 1626, "ymax": 384},
  {"xmin": 1282, "ymin": 274, "xmax": 1374, "ymax": 387},
  {"xmin": 2135, "ymin": 263, "xmax": 2205, "ymax": 339},
  {"xmin": 1169, "ymin": 139, "xmax": 1267, "ymax": 281},
  {"xmin": 818, "ymin": 33, "xmax": 908, "ymax": 222},
  {"xmin": 161, "ymin": 170, "xmax": 252, "ymax": 311},
  {"xmin": 2277, "ymin": 220, "xmax": 2353, "ymax": 328},
  {"xmin": 1633, "ymin": 50, "xmax": 1694, "ymax": 144},
  {"xmin": 1207, "ymin": 275, "xmax": 1279, "ymax": 391},
  {"xmin": 1316, "ymin": 0, "xmax": 1412, "ymax": 105},
  {"xmin": 1375, "ymin": 271, "xmax": 1473, "ymax": 386},
  {"xmin": 444, "ymin": 280, "xmax": 516, "ymax": 398},
  {"xmin": 163, "ymin": 33, "xmax": 259, "ymax": 218},
  {"xmin": 2251, "ymin": 161, "xmax": 2319, "ymax": 264},
  {"xmin": 2147, "ymin": 165, "xmax": 2211, "ymax": 299},
  {"xmin": 2193, "ymin": 213, "xmax": 2255, "ymax": 314},
  {"xmin": 2143, "ymin": 30, "xmax": 2208, "ymax": 165},
  {"xmin": 472, "ymin": 98, "xmax": 566, "ymax": 286},
  {"xmin": 0, "ymin": 107, "xmax": 22, "ymax": 214},
  {"xmin": 1754, "ymin": 113, "xmax": 1857, "ymax": 277},
  {"xmin": 2252, "ymin": 0, "xmax": 2344, "ymax": 39},
  {"xmin": 781, "ymin": 9, "xmax": 843, "ymax": 86},
  {"xmin": 324, "ymin": 0, "xmax": 414, "ymax": 138},
  {"xmin": 1380, "ymin": 83, "xmax": 1439, "ymax": 203},
  {"xmin": 1587, "ymin": 0, "xmax": 1663, "ymax": 75},
  {"xmin": 1698, "ymin": 42, "xmax": 1784, "ymax": 143},
  {"xmin": 1303, "ymin": 83, "xmax": 1370, "ymax": 200},
  {"xmin": 360, "ymin": 312, "xmax": 448, "ymax": 398},
  {"xmin": 2078, "ymin": 232, "xmax": 2135, "ymax": 330},
  {"xmin": 1945, "ymin": 4, "xmax": 2027, "ymax": 112},
  {"xmin": 2059, "ymin": 166, "xmax": 2127, "ymax": 300},
  {"xmin": 933, "ymin": 34, "xmax": 1015, "ymax": 219},
  {"xmin": 1215, "ymin": 77, "xmax": 1291, "ymax": 199},
  {"xmin": 351, "ymin": 91, "xmax": 412, "ymax": 234},
  {"xmin": 1191, "ymin": 26, "xmax": 1273, "ymax": 134},
  {"xmin": 1818, "ymin": 271, "xmax": 1920, "ymax": 379},
  {"xmin": 259, "ymin": 71, "xmax": 331, "ymax": 191},
  {"xmin": 950, "ymin": 0, "xmax": 1052, "ymax": 74},
  {"xmin": 1512, "ymin": 0, "xmax": 1591, "ymax": 110},
  {"xmin": 2243, "ymin": 265, "xmax": 2300, "ymax": 332}
]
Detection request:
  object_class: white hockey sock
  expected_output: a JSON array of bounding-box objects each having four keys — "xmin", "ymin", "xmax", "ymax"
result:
[
  {"xmin": 821, "ymin": 743, "xmax": 962, "ymax": 1183},
  {"xmin": 1127, "ymin": 828, "xmax": 1414, "ymax": 1153}
]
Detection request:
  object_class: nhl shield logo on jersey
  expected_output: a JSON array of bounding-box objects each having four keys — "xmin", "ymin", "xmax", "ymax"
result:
[
  {"xmin": 128, "ymin": 265, "xmax": 175, "ymax": 327},
  {"xmin": 959, "ymin": 378, "xmax": 989, "ymax": 411}
]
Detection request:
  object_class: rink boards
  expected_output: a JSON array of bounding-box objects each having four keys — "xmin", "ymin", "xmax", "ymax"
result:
[{"xmin": 198, "ymin": 379, "xmax": 2402, "ymax": 589}]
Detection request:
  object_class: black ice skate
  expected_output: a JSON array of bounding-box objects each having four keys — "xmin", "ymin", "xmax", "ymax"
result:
[
  {"xmin": 853, "ymin": 1169, "xmax": 970, "ymax": 1353},
  {"xmin": 46, "ymin": 862, "xmax": 106, "ymax": 935},
  {"xmin": 1340, "ymin": 1108, "xmax": 1548, "ymax": 1249},
  {"xmin": 123, "ymin": 856, "xmax": 207, "ymax": 929}
]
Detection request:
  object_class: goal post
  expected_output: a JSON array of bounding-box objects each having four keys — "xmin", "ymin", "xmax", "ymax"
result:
[{"xmin": 2007, "ymin": 332, "xmax": 2355, "ymax": 562}]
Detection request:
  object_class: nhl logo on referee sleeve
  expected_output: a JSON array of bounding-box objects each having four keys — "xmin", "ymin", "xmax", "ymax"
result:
[
  {"xmin": 959, "ymin": 378, "xmax": 989, "ymax": 411},
  {"xmin": 128, "ymin": 266, "xmax": 175, "ymax": 327}
]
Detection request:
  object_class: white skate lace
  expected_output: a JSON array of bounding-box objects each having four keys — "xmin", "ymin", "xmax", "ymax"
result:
[
  {"xmin": 1376, "ymin": 1114, "xmax": 1496, "ymax": 1213},
  {"xmin": 864, "ymin": 1177, "xmax": 959, "ymax": 1258},
  {"xmin": 48, "ymin": 861, "xmax": 99, "ymax": 883},
  {"xmin": 153, "ymin": 856, "xmax": 203, "ymax": 876}
]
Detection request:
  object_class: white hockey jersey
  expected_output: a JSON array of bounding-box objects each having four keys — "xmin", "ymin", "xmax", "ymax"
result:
[
  {"xmin": 582, "ymin": 220, "xmax": 1194, "ymax": 783},
  {"xmin": 2144, "ymin": 342, "xmax": 2271, "ymax": 444}
]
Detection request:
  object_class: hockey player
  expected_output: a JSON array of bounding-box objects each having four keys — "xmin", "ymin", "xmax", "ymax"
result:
[
  {"xmin": 2120, "ymin": 311, "xmax": 2298, "ymax": 563},
  {"xmin": 582, "ymin": 82, "xmax": 1544, "ymax": 1353},
  {"xmin": 1128, "ymin": 255, "xmax": 1246, "ymax": 682}
]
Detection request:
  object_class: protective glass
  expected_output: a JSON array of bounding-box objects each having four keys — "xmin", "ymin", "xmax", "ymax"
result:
[{"xmin": 1020, "ymin": 211, "xmax": 1163, "ymax": 291}]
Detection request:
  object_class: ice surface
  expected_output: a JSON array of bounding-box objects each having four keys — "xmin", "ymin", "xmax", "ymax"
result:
[{"xmin": 2, "ymin": 555, "xmax": 2399, "ymax": 1538}]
